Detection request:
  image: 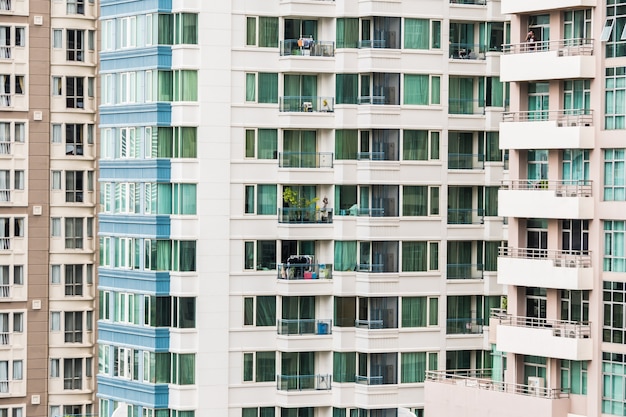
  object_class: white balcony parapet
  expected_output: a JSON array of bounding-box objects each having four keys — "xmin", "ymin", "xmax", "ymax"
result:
[
  {"xmin": 499, "ymin": 246, "xmax": 591, "ymax": 268},
  {"xmin": 502, "ymin": 38, "xmax": 593, "ymax": 56},
  {"xmin": 502, "ymin": 109, "xmax": 592, "ymax": 126},
  {"xmin": 425, "ymin": 369, "xmax": 569, "ymax": 399},
  {"xmin": 500, "ymin": 179, "xmax": 592, "ymax": 197}
]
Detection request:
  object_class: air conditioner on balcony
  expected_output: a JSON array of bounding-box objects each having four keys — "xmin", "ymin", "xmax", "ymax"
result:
[{"xmin": 527, "ymin": 376, "xmax": 545, "ymax": 396}]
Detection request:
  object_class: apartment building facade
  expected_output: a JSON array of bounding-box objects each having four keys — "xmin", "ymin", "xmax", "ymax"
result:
[
  {"xmin": 0, "ymin": 1, "xmax": 99, "ymax": 417},
  {"xmin": 425, "ymin": 1, "xmax": 626, "ymax": 417},
  {"xmin": 96, "ymin": 1, "xmax": 508, "ymax": 417}
]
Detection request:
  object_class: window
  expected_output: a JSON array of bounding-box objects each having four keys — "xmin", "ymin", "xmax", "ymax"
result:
[
  {"xmin": 246, "ymin": 17, "xmax": 278, "ymax": 47},
  {"xmin": 401, "ymin": 352, "xmax": 438, "ymax": 383},
  {"xmin": 66, "ymin": 77, "xmax": 84, "ymax": 109},
  {"xmin": 604, "ymin": 221, "xmax": 626, "ymax": 272},
  {"xmin": 606, "ymin": 67, "xmax": 626, "ymax": 129},
  {"xmin": 171, "ymin": 353, "xmax": 195, "ymax": 385},
  {"xmin": 336, "ymin": 74, "xmax": 358, "ymax": 104},
  {"xmin": 63, "ymin": 358, "xmax": 83, "ymax": 389},
  {"xmin": 65, "ymin": 264, "xmax": 83, "ymax": 296},
  {"xmin": 402, "ymin": 297, "xmax": 438, "ymax": 327},
  {"xmin": 606, "ymin": 2, "xmax": 626, "ymax": 57},
  {"xmin": 403, "ymin": 130, "xmax": 440, "ymax": 161},
  {"xmin": 243, "ymin": 351, "xmax": 276, "ymax": 382},
  {"xmin": 560, "ymin": 359, "xmax": 587, "ymax": 395},
  {"xmin": 402, "ymin": 186, "xmax": 439, "ymax": 216},
  {"xmin": 244, "ymin": 129, "xmax": 277, "ymax": 159},
  {"xmin": 64, "ymin": 311, "xmax": 83, "ymax": 343},
  {"xmin": 242, "ymin": 408, "xmax": 275, "ymax": 417},
  {"xmin": 65, "ymin": 124, "xmax": 84, "ymax": 155},
  {"xmin": 174, "ymin": 70, "xmax": 197, "ymax": 101},
  {"xmin": 65, "ymin": 171, "xmax": 84, "ymax": 202},
  {"xmin": 333, "ymin": 352, "xmax": 356, "ymax": 382},
  {"xmin": 602, "ymin": 352, "xmax": 626, "ymax": 414},
  {"xmin": 244, "ymin": 184, "xmax": 277, "ymax": 215},
  {"xmin": 605, "ymin": 149, "xmax": 625, "ymax": 200},
  {"xmin": 246, "ymin": 73, "xmax": 278, "ymax": 104},
  {"xmin": 120, "ymin": 16, "xmax": 137, "ymax": 48},
  {"xmin": 404, "ymin": 19, "xmax": 430, "ymax": 49},
  {"xmin": 335, "ymin": 130, "xmax": 358, "ymax": 159},
  {"xmin": 174, "ymin": 13, "xmax": 198, "ymax": 45},
  {"xmin": 99, "ymin": 290, "xmax": 111, "ymax": 320},
  {"xmin": 115, "ymin": 292, "xmax": 140, "ymax": 325},
  {"xmin": 404, "ymin": 74, "xmax": 440, "ymax": 105},
  {"xmin": 337, "ymin": 18, "xmax": 358, "ymax": 48},
  {"xmin": 142, "ymin": 239, "xmax": 196, "ymax": 272},
  {"xmin": 64, "ymin": 218, "xmax": 84, "ymax": 249},
  {"xmin": 67, "ymin": 0, "xmax": 85, "ymax": 14},
  {"xmin": 243, "ymin": 296, "xmax": 276, "ymax": 326},
  {"xmin": 244, "ymin": 240, "xmax": 276, "ymax": 270},
  {"xmin": 66, "ymin": 29, "xmax": 84, "ymax": 61},
  {"xmin": 401, "ymin": 242, "xmax": 439, "ymax": 272},
  {"xmin": 119, "ymin": 72, "xmax": 137, "ymax": 104}
]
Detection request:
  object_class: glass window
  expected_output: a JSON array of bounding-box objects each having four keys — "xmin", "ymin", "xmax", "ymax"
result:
[
  {"xmin": 605, "ymin": 221, "xmax": 626, "ymax": 272},
  {"xmin": 336, "ymin": 18, "xmax": 358, "ymax": 48},
  {"xmin": 404, "ymin": 74, "xmax": 429, "ymax": 105},
  {"xmin": 606, "ymin": 67, "xmax": 626, "ymax": 129},
  {"xmin": 256, "ymin": 351, "xmax": 275, "ymax": 382},
  {"xmin": 336, "ymin": 74, "xmax": 358, "ymax": 104},
  {"xmin": 404, "ymin": 19, "xmax": 429, "ymax": 49},
  {"xmin": 401, "ymin": 242, "xmax": 427, "ymax": 271},
  {"xmin": 605, "ymin": 149, "xmax": 625, "ymax": 200},
  {"xmin": 333, "ymin": 352, "xmax": 356, "ymax": 382},
  {"xmin": 258, "ymin": 17, "xmax": 278, "ymax": 48}
]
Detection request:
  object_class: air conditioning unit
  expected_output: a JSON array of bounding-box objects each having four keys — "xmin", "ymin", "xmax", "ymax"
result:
[{"xmin": 527, "ymin": 376, "xmax": 545, "ymax": 396}]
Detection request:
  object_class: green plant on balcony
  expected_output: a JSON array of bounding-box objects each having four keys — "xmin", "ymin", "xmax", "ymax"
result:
[{"xmin": 283, "ymin": 188, "xmax": 319, "ymax": 222}]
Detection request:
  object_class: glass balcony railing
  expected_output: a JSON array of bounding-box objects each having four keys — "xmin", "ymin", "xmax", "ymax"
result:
[
  {"xmin": 355, "ymin": 319, "xmax": 385, "ymax": 329},
  {"xmin": 356, "ymin": 375, "xmax": 385, "ymax": 385},
  {"xmin": 450, "ymin": 0, "xmax": 486, "ymax": 4},
  {"xmin": 278, "ymin": 263, "xmax": 333, "ymax": 280},
  {"xmin": 449, "ymin": 98, "xmax": 484, "ymax": 115},
  {"xmin": 446, "ymin": 317, "xmax": 484, "ymax": 334},
  {"xmin": 448, "ymin": 153, "xmax": 485, "ymax": 169},
  {"xmin": 277, "ymin": 374, "xmax": 332, "ymax": 391},
  {"xmin": 280, "ymin": 39, "xmax": 335, "ymax": 57},
  {"xmin": 279, "ymin": 96, "xmax": 334, "ymax": 112},
  {"xmin": 357, "ymin": 95, "xmax": 387, "ymax": 105},
  {"xmin": 357, "ymin": 263, "xmax": 384, "ymax": 273},
  {"xmin": 357, "ymin": 151, "xmax": 386, "ymax": 160},
  {"xmin": 449, "ymin": 43, "xmax": 487, "ymax": 60},
  {"xmin": 277, "ymin": 318, "xmax": 332, "ymax": 335},
  {"xmin": 278, "ymin": 152, "xmax": 333, "ymax": 168},
  {"xmin": 447, "ymin": 208, "xmax": 485, "ymax": 225},
  {"xmin": 502, "ymin": 38, "xmax": 593, "ymax": 55},
  {"xmin": 446, "ymin": 263, "xmax": 485, "ymax": 279},
  {"xmin": 278, "ymin": 207, "xmax": 334, "ymax": 224},
  {"xmin": 502, "ymin": 109, "xmax": 593, "ymax": 126}
]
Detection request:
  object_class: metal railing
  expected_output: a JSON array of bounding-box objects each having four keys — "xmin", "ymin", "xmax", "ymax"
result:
[
  {"xmin": 280, "ymin": 39, "xmax": 335, "ymax": 57},
  {"xmin": 449, "ymin": 43, "xmax": 487, "ymax": 60},
  {"xmin": 0, "ymin": 285, "xmax": 9, "ymax": 298},
  {"xmin": 447, "ymin": 208, "xmax": 485, "ymax": 225},
  {"xmin": 279, "ymin": 96, "xmax": 334, "ymax": 112},
  {"xmin": 277, "ymin": 263, "xmax": 333, "ymax": 280},
  {"xmin": 277, "ymin": 374, "xmax": 332, "ymax": 391},
  {"xmin": 502, "ymin": 109, "xmax": 593, "ymax": 125},
  {"xmin": 446, "ymin": 264, "xmax": 485, "ymax": 279},
  {"xmin": 0, "ymin": 238, "xmax": 9, "ymax": 250},
  {"xmin": 278, "ymin": 152, "xmax": 334, "ymax": 168},
  {"xmin": 448, "ymin": 153, "xmax": 485, "ymax": 170},
  {"xmin": 425, "ymin": 370, "xmax": 569, "ymax": 399},
  {"xmin": 499, "ymin": 246, "xmax": 592, "ymax": 268},
  {"xmin": 278, "ymin": 207, "xmax": 334, "ymax": 224},
  {"xmin": 450, "ymin": 0, "xmax": 486, "ymax": 4},
  {"xmin": 277, "ymin": 318, "xmax": 332, "ymax": 335},
  {"xmin": 502, "ymin": 37, "xmax": 593, "ymax": 55},
  {"xmin": 500, "ymin": 179, "xmax": 592, "ymax": 197},
  {"xmin": 448, "ymin": 98, "xmax": 484, "ymax": 115},
  {"xmin": 356, "ymin": 375, "xmax": 385, "ymax": 385},
  {"xmin": 491, "ymin": 311, "xmax": 591, "ymax": 339},
  {"xmin": 0, "ymin": 142, "xmax": 10, "ymax": 155},
  {"xmin": 446, "ymin": 318, "xmax": 484, "ymax": 335},
  {"xmin": 355, "ymin": 319, "xmax": 385, "ymax": 329}
]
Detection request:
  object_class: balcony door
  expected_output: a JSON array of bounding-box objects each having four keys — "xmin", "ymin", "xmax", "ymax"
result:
[
  {"xmin": 528, "ymin": 82, "xmax": 549, "ymax": 120},
  {"xmin": 526, "ymin": 218, "xmax": 548, "ymax": 258},
  {"xmin": 525, "ymin": 287, "xmax": 547, "ymax": 320},
  {"xmin": 281, "ymin": 352, "xmax": 314, "ymax": 390},
  {"xmin": 283, "ymin": 130, "xmax": 316, "ymax": 168},
  {"xmin": 282, "ymin": 296, "xmax": 315, "ymax": 334},
  {"xmin": 561, "ymin": 220, "xmax": 589, "ymax": 255},
  {"xmin": 284, "ymin": 19, "xmax": 317, "ymax": 41},
  {"xmin": 528, "ymin": 14, "xmax": 550, "ymax": 46},
  {"xmin": 527, "ymin": 150, "xmax": 548, "ymax": 181}
]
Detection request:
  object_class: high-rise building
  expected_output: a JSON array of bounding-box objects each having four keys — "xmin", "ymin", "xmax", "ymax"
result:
[
  {"xmin": 96, "ymin": 1, "xmax": 508, "ymax": 417},
  {"xmin": 425, "ymin": 2, "xmax": 623, "ymax": 417},
  {"xmin": 0, "ymin": 1, "xmax": 98, "ymax": 417}
]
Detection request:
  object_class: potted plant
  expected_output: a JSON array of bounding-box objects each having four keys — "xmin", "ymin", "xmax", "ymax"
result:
[{"xmin": 283, "ymin": 187, "xmax": 319, "ymax": 222}]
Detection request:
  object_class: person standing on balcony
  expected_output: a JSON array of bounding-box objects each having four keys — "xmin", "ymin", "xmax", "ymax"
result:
[{"xmin": 525, "ymin": 30, "xmax": 536, "ymax": 52}]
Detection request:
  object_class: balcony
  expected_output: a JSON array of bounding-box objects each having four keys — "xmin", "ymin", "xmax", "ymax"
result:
[
  {"xmin": 279, "ymin": 96, "xmax": 334, "ymax": 113},
  {"xmin": 277, "ymin": 374, "xmax": 332, "ymax": 391},
  {"xmin": 493, "ymin": 313, "xmax": 592, "ymax": 360},
  {"xmin": 425, "ymin": 370, "xmax": 570, "ymax": 417},
  {"xmin": 501, "ymin": 0, "xmax": 596, "ymax": 14},
  {"xmin": 498, "ymin": 247, "xmax": 593, "ymax": 290},
  {"xmin": 278, "ymin": 152, "xmax": 333, "ymax": 169},
  {"xmin": 449, "ymin": 43, "xmax": 486, "ymax": 60},
  {"xmin": 277, "ymin": 319, "xmax": 332, "ymax": 335},
  {"xmin": 450, "ymin": 0, "xmax": 486, "ymax": 4},
  {"xmin": 499, "ymin": 180, "xmax": 593, "ymax": 219},
  {"xmin": 356, "ymin": 375, "xmax": 385, "ymax": 385},
  {"xmin": 278, "ymin": 208, "xmax": 334, "ymax": 224},
  {"xmin": 500, "ymin": 110, "xmax": 594, "ymax": 149},
  {"xmin": 278, "ymin": 262, "xmax": 333, "ymax": 280},
  {"xmin": 280, "ymin": 40, "xmax": 335, "ymax": 57},
  {"xmin": 501, "ymin": 38, "xmax": 594, "ymax": 82}
]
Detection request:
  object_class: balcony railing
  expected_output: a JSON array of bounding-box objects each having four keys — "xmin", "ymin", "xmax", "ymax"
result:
[
  {"xmin": 448, "ymin": 153, "xmax": 485, "ymax": 169},
  {"xmin": 0, "ymin": 142, "xmax": 10, "ymax": 155},
  {"xmin": 278, "ymin": 263, "xmax": 333, "ymax": 280},
  {"xmin": 447, "ymin": 264, "xmax": 485, "ymax": 279},
  {"xmin": 277, "ymin": 318, "xmax": 332, "ymax": 335},
  {"xmin": 449, "ymin": 43, "xmax": 487, "ymax": 60},
  {"xmin": 500, "ymin": 179, "xmax": 592, "ymax": 197},
  {"xmin": 425, "ymin": 369, "xmax": 569, "ymax": 399},
  {"xmin": 446, "ymin": 318, "xmax": 484, "ymax": 334},
  {"xmin": 356, "ymin": 375, "xmax": 385, "ymax": 385},
  {"xmin": 278, "ymin": 152, "xmax": 333, "ymax": 168},
  {"xmin": 502, "ymin": 109, "xmax": 593, "ymax": 126},
  {"xmin": 448, "ymin": 98, "xmax": 484, "ymax": 115},
  {"xmin": 0, "ymin": 238, "xmax": 9, "ymax": 250},
  {"xmin": 357, "ymin": 151, "xmax": 385, "ymax": 160},
  {"xmin": 499, "ymin": 247, "xmax": 592, "ymax": 268},
  {"xmin": 357, "ymin": 263, "xmax": 385, "ymax": 273},
  {"xmin": 358, "ymin": 39, "xmax": 390, "ymax": 49},
  {"xmin": 279, "ymin": 96, "xmax": 334, "ymax": 112},
  {"xmin": 358, "ymin": 95, "xmax": 387, "ymax": 105},
  {"xmin": 355, "ymin": 319, "xmax": 384, "ymax": 329},
  {"xmin": 450, "ymin": 0, "xmax": 486, "ymax": 4},
  {"xmin": 491, "ymin": 311, "xmax": 591, "ymax": 339},
  {"xmin": 280, "ymin": 39, "xmax": 335, "ymax": 57},
  {"xmin": 502, "ymin": 38, "xmax": 593, "ymax": 55},
  {"xmin": 356, "ymin": 208, "xmax": 385, "ymax": 217},
  {"xmin": 0, "ymin": 285, "xmax": 9, "ymax": 298},
  {"xmin": 447, "ymin": 208, "xmax": 485, "ymax": 225},
  {"xmin": 278, "ymin": 207, "xmax": 334, "ymax": 224},
  {"xmin": 277, "ymin": 374, "xmax": 332, "ymax": 391}
]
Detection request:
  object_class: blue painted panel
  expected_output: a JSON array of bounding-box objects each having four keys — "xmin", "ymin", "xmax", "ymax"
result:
[
  {"xmin": 97, "ymin": 376, "xmax": 169, "ymax": 408},
  {"xmin": 100, "ymin": 47, "xmax": 172, "ymax": 71},
  {"xmin": 98, "ymin": 269, "xmax": 170, "ymax": 294},
  {"xmin": 99, "ymin": 214, "xmax": 171, "ymax": 238},
  {"xmin": 100, "ymin": 0, "xmax": 172, "ymax": 17},
  {"xmin": 99, "ymin": 103, "xmax": 172, "ymax": 126},
  {"xmin": 99, "ymin": 159, "xmax": 171, "ymax": 182},
  {"xmin": 98, "ymin": 321, "xmax": 170, "ymax": 351}
]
